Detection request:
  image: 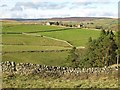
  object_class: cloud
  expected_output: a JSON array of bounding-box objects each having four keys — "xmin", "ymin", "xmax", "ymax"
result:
[
  {"xmin": 11, "ymin": 5, "xmax": 23, "ymax": 11},
  {"xmin": 73, "ymin": 0, "xmax": 118, "ymax": 3},
  {"xmin": 10, "ymin": 2, "xmax": 67, "ymax": 11},
  {"xmin": 0, "ymin": 4, "xmax": 7, "ymax": 7},
  {"xmin": 0, "ymin": 0, "xmax": 118, "ymax": 18}
]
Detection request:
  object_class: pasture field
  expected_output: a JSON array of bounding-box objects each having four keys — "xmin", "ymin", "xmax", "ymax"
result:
[
  {"xmin": 2, "ymin": 23, "xmax": 100, "ymax": 65},
  {"xmin": 38, "ymin": 28, "xmax": 100, "ymax": 47},
  {"xmin": 2, "ymin": 34, "xmax": 70, "ymax": 47},
  {"xmin": 2, "ymin": 24, "xmax": 66, "ymax": 33},
  {"xmin": 2, "ymin": 52, "xmax": 69, "ymax": 66},
  {"xmin": 2, "ymin": 20, "xmax": 118, "ymax": 88}
]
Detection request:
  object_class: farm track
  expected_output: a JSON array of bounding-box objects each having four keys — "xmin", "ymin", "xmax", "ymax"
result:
[
  {"xmin": 22, "ymin": 33, "xmax": 86, "ymax": 49},
  {"xmin": 22, "ymin": 33, "xmax": 73, "ymax": 47}
]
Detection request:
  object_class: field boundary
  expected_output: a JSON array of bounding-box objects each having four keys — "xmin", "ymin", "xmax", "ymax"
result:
[
  {"xmin": 2, "ymin": 49, "xmax": 71, "ymax": 54},
  {"xmin": 2, "ymin": 61, "xmax": 119, "ymax": 80}
]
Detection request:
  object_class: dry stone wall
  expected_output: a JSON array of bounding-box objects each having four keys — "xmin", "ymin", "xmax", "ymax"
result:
[
  {"xmin": 2, "ymin": 49, "xmax": 70, "ymax": 55},
  {"xmin": 1, "ymin": 61, "xmax": 119, "ymax": 79}
]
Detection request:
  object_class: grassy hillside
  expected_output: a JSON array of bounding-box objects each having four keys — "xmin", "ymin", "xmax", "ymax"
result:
[
  {"xmin": 2, "ymin": 52, "xmax": 69, "ymax": 66},
  {"xmin": 2, "ymin": 24, "xmax": 65, "ymax": 33},
  {"xmin": 38, "ymin": 28, "xmax": 100, "ymax": 47},
  {"xmin": 3, "ymin": 34, "xmax": 70, "ymax": 47},
  {"xmin": 2, "ymin": 23, "xmax": 100, "ymax": 65},
  {"xmin": 2, "ymin": 33, "xmax": 71, "ymax": 66}
]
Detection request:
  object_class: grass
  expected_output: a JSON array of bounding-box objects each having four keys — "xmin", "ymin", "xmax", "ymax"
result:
[
  {"xmin": 2, "ymin": 26, "xmax": 100, "ymax": 66},
  {"xmin": 2, "ymin": 34, "xmax": 70, "ymax": 47},
  {"xmin": 38, "ymin": 28, "xmax": 100, "ymax": 47},
  {"xmin": 2, "ymin": 24, "xmax": 65, "ymax": 33},
  {"xmin": 2, "ymin": 52, "xmax": 69, "ymax": 66},
  {"xmin": 2, "ymin": 22, "xmax": 100, "ymax": 66},
  {"xmin": 3, "ymin": 74, "xmax": 118, "ymax": 88},
  {"xmin": 2, "ymin": 23, "xmax": 101, "ymax": 47},
  {"xmin": 2, "ymin": 21, "xmax": 118, "ymax": 88}
]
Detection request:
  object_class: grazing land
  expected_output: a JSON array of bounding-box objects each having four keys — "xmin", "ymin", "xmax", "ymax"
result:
[
  {"xmin": 2, "ymin": 24, "xmax": 65, "ymax": 33},
  {"xmin": 38, "ymin": 28, "xmax": 100, "ymax": 47},
  {"xmin": 2, "ymin": 34, "xmax": 70, "ymax": 47},
  {"xmin": 1, "ymin": 18, "xmax": 118, "ymax": 88},
  {"xmin": 2, "ymin": 21, "xmax": 100, "ymax": 65},
  {"xmin": 2, "ymin": 52, "xmax": 70, "ymax": 66}
]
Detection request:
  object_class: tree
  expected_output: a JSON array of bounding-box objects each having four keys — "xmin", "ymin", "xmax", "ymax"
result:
[
  {"xmin": 83, "ymin": 30, "xmax": 118, "ymax": 68},
  {"xmin": 67, "ymin": 47, "xmax": 79, "ymax": 68}
]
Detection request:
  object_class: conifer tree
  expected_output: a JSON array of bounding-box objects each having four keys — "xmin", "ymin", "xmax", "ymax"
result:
[
  {"xmin": 67, "ymin": 47, "xmax": 79, "ymax": 68},
  {"xmin": 83, "ymin": 30, "xmax": 118, "ymax": 67}
]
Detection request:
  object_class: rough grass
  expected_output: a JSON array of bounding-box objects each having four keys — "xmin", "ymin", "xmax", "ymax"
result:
[
  {"xmin": 2, "ymin": 52, "xmax": 69, "ymax": 66},
  {"xmin": 38, "ymin": 28, "xmax": 100, "ymax": 47},
  {"xmin": 3, "ymin": 74, "xmax": 118, "ymax": 88}
]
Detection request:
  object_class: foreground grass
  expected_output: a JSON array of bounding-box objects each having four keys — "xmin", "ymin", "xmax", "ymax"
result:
[{"xmin": 3, "ymin": 74, "xmax": 118, "ymax": 88}]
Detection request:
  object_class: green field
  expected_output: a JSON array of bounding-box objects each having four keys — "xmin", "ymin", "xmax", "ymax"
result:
[
  {"xmin": 2, "ymin": 52, "xmax": 69, "ymax": 66},
  {"xmin": 2, "ymin": 20, "xmax": 118, "ymax": 88},
  {"xmin": 2, "ymin": 34, "xmax": 70, "ymax": 47},
  {"xmin": 38, "ymin": 28, "xmax": 100, "ymax": 47},
  {"xmin": 2, "ymin": 24, "xmax": 65, "ymax": 33},
  {"xmin": 2, "ymin": 23, "xmax": 101, "ymax": 65}
]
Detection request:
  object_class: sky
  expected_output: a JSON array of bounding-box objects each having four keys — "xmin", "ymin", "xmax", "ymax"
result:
[{"xmin": 0, "ymin": 0, "xmax": 119, "ymax": 19}]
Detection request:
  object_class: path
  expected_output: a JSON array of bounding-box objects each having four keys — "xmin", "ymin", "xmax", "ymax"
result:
[
  {"xmin": 22, "ymin": 33, "xmax": 73, "ymax": 47},
  {"xmin": 22, "ymin": 33, "xmax": 85, "ymax": 49}
]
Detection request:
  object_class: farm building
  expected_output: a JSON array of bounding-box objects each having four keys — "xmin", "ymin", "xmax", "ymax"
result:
[
  {"xmin": 46, "ymin": 22, "xmax": 55, "ymax": 25},
  {"xmin": 77, "ymin": 24, "xmax": 85, "ymax": 28}
]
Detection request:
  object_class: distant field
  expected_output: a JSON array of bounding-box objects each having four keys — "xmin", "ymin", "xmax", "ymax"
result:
[
  {"xmin": 2, "ymin": 24, "xmax": 65, "ymax": 33},
  {"xmin": 2, "ymin": 52, "xmax": 69, "ymax": 66},
  {"xmin": 38, "ymin": 28, "xmax": 100, "ymax": 47},
  {"xmin": 3, "ymin": 34, "xmax": 70, "ymax": 47}
]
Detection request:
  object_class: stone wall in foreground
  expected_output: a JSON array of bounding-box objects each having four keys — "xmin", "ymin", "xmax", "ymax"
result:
[{"xmin": 1, "ymin": 61, "xmax": 119, "ymax": 79}]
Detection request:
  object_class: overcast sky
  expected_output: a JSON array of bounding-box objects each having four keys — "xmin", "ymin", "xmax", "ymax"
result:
[{"xmin": 0, "ymin": 0, "xmax": 119, "ymax": 19}]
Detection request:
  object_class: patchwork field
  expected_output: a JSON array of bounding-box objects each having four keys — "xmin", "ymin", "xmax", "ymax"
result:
[
  {"xmin": 1, "ymin": 19, "xmax": 118, "ymax": 88},
  {"xmin": 2, "ymin": 34, "xmax": 70, "ymax": 47},
  {"xmin": 2, "ymin": 22, "xmax": 101, "ymax": 65}
]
